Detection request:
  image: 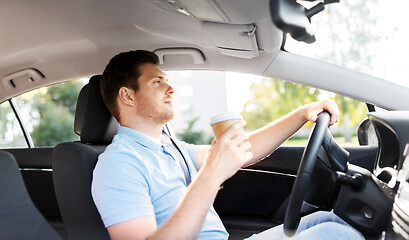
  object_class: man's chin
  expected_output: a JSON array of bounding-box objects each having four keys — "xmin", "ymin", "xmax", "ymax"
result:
[
  {"xmin": 160, "ymin": 111, "xmax": 175, "ymax": 125},
  {"xmin": 167, "ymin": 112, "xmax": 175, "ymax": 122}
]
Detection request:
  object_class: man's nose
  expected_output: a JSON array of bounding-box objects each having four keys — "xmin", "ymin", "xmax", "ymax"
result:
[{"xmin": 165, "ymin": 83, "xmax": 175, "ymax": 95}]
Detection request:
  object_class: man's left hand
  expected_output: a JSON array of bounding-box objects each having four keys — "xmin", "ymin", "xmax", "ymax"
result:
[{"xmin": 303, "ymin": 99, "xmax": 339, "ymax": 126}]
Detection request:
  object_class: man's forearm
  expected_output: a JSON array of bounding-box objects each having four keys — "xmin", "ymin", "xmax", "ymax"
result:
[{"xmin": 245, "ymin": 106, "xmax": 308, "ymax": 166}]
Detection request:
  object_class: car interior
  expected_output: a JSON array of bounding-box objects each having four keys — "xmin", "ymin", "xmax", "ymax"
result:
[{"xmin": 1, "ymin": 0, "xmax": 409, "ymax": 240}]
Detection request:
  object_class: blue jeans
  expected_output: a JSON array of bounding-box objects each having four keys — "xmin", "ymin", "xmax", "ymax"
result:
[{"xmin": 245, "ymin": 211, "xmax": 364, "ymax": 240}]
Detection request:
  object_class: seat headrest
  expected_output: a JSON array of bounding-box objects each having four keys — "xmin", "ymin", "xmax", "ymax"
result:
[{"xmin": 74, "ymin": 75, "xmax": 118, "ymax": 144}]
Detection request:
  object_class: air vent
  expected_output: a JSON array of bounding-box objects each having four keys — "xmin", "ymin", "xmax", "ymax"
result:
[{"xmin": 2, "ymin": 68, "xmax": 45, "ymax": 91}]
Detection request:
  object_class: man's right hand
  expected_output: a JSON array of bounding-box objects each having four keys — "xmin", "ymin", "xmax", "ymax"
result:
[{"xmin": 203, "ymin": 120, "xmax": 253, "ymax": 185}]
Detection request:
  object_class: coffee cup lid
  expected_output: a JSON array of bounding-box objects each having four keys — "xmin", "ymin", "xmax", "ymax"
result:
[{"xmin": 210, "ymin": 112, "xmax": 243, "ymax": 125}]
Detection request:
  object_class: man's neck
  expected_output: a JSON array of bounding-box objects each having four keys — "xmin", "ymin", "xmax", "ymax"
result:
[{"xmin": 120, "ymin": 118, "xmax": 164, "ymax": 142}]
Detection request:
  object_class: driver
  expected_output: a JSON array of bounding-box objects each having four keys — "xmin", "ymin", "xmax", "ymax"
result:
[{"xmin": 91, "ymin": 50, "xmax": 364, "ymax": 240}]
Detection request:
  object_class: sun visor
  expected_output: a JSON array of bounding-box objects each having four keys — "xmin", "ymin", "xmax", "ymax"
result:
[
  {"xmin": 154, "ymin": 48, "xmax": 205, "ymax": 65},
  {"xmin": 203, "ymin": 22, "xmax": 259, "ymax": 59},
  {"xmin": 149, "ymin": 0, "xmax": 229, "ymax": 22}
]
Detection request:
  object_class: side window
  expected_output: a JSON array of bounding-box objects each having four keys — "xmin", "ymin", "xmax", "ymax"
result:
[
  {"xmin": 12, "ymin": 79, "xmax": 86, "ymax": 147},
  {"xmin": 241, "ymin": 78, "xmax": 368, "ymax": 146},
  {"xmin": 168, "ymin": 71, "xmax": 368, "ymax": 146},
  {"xmin": 0, "ymin": 101, "xmax": 28, "ymax": 148}
]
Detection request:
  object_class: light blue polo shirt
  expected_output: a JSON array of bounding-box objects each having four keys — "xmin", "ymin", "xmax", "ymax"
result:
[{"xmin": 91, "ymin": 126, "xmax": 228, "ymax": 239}]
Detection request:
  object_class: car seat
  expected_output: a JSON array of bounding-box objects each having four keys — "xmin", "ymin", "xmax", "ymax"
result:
[
  {"xmin": 0, "ymin": 150, "xmax": 62, "ymax": 240},
  {"xmin": 53, "ymin": 75, "xmax": 118, "ymax": 240}
]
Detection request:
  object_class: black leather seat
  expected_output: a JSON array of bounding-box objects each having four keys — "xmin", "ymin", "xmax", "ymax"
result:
[
  {"xmin": 53, "ymin": 75, "xmax": 118, "ymax": 240},
  {"xmin": 0, "ymin": 150, "xmax": 62, "ymax": 240}
]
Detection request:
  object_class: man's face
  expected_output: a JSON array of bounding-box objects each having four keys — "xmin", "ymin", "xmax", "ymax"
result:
[{"xmin": 131, "ymin": 63, "xmax": 175, "ymax": 125}]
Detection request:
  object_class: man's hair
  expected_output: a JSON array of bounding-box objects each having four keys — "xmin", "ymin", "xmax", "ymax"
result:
[{"xmin": 101, "ymin": 50, "xmax": 159, "ymax": 120}]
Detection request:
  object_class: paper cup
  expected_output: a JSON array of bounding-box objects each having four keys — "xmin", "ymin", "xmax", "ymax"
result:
[{"xmin": 210, "ymin": 112, "xmax": 243, "ymax": 140}]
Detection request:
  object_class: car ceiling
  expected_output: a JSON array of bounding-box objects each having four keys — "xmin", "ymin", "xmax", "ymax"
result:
[
  {"xmin": 0, "ymin": 0, "xmax": 282, "ymax": 101},
  {"xmin": 2, "ymin": 0, "xmax": 409, "ymax": 110}
]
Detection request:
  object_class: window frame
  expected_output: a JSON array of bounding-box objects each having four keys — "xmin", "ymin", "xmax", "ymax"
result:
[{"xmin": 8, "ymin": 98, "xmax": 34, "ymax": 148}]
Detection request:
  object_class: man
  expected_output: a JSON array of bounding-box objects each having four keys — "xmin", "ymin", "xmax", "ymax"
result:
[{"xmin": 92, "ymin": 50, "xmax": 363, "ymax": 240}]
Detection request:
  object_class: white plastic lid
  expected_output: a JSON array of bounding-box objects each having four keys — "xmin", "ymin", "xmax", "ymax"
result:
[{"xmin": 210, "ymin": 112, "xmax": 243, "ymax": 125}]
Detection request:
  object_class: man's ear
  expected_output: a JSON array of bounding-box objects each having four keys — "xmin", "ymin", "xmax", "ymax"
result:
[{"xmin": 118, "ymin": 87, "xmax": 135, "ymax": 106}]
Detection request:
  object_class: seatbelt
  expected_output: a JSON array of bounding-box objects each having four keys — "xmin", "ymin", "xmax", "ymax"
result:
[{"xmin": 167, "ymin": 135, "xmax": 192, "ymax": 185}]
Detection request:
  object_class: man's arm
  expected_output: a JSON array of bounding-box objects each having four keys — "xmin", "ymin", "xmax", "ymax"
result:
[
  {"xmin": 195, "ymin": 99, "xmax": 339, "ymax": 170},
  {"xmin": 108, "ymin": 121, "xmax": 252, "ymax": 240},
  {"xmin": 245, "ymin": 99, "xmax": 339, "ymax": 166}
]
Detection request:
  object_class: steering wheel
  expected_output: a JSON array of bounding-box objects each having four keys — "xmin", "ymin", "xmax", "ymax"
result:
[{"xmin": 283, "ymin": 111, "xmax": 331, "ymax": 237}]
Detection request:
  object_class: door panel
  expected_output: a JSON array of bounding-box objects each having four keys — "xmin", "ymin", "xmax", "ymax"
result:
[
  {"xmin": 7, "ymin": 148, "xmax": 54, "ymax": 168},
  {"xmin": 214, "ymin": 145, "xmax": 378, "ymax": 239}
]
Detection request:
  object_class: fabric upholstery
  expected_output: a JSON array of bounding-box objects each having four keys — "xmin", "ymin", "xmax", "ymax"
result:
[
  {"xmin": 53, "ymin": 143, "xmax": 109, "ymax": 240},
  {"xmin": 0, "ymin": 150, "xmax": 62, "ymax": 240},
  {"xmin": 74, "ymin": 75, "xmax": 118, "ymax": 144},
  {"xmin": 53, "ymin": 75, "xmax": 113, "ymax": 240}
]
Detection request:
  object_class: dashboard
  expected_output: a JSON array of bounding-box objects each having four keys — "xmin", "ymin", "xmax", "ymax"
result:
[{"xmin": 346, "ymin": 111, "xmax": 409, "ymax": 238}]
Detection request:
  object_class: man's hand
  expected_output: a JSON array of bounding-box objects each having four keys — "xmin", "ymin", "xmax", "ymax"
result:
[
  {"xmin": 302, "ymin": 99, "xmax": 339, "ymax": 126},
  {"xmin": 203, "ymin": 120, "xmax": 253, "ymax": 185}
]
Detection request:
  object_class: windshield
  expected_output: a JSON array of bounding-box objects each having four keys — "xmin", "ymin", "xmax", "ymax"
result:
[{"xmin": 285, "ymin": 0, "xmax": 409, "ymax": 88}]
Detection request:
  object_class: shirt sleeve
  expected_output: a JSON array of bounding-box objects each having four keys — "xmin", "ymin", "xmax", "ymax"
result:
[{"xmin": 91, "ymin": 150, "xmax": 154, "ymax": 228}]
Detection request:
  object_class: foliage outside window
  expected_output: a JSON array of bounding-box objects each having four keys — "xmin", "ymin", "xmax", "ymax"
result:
[
  {"xmin": 173, "ymin": 73, "xmax": 367, "ymax": 146},
  {"xmin": 241, "ymin": 78, "xmax": 367, "ymax": 145},
  {"xmin": 13, "ymin": 79, "xmax": 85, "ymax": 147},
  {"xmin": 286, "ymin": 0, "xmax": 409, "ymax": 88}
]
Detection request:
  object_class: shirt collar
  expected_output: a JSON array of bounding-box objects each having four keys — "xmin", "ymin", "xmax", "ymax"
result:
[{"xmin": 117, "ymin": 126, "xmax": 170, "ymax": 152}]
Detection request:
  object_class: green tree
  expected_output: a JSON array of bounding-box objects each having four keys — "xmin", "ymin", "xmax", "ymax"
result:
[
  {"xmin": 31, "ymin": 101, "xmax": 78, "ymax": 146},
  {"xmin": 177, "ymin": 117, "xmax": 206, "ymax": 145},
  {"xmin": 46, "ymin": 81, "xmax": 82, "ymax": 114},
  {"xmin": 241, "ymin": 79, "xmax": 320, "ymax": 130},
  {"xmin": 241, "ymin": 78, "xmax": 367, "ymax": 143},
  {"xmin": 16, "ymin": 80, "xmax": 85, "ymax": 146},
  {"xmin": 333, "ymin": 95, "xmax": 367, "ymax": 141},
  {"xmin": 318, "ymin": 0, "xmax": 387, "ymax": 74}
]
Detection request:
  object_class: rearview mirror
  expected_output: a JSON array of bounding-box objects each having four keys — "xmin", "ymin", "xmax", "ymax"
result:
[{"xmin": 270, "ymin": 0, "xmax": 339, "ymax": 44}]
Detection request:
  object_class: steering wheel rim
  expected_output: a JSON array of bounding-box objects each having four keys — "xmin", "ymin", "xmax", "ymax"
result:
[{"xmin": 283, "ymin": 111, "xmax": 331, "ymax": 237}]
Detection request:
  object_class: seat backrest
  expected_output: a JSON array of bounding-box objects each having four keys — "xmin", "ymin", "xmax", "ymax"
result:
[
  {"xmin": 0, "ymin": 150, "xmax": 62, "ymax": 240},
  {"xmin": 53, "ymin": 75, "xmax": 118, "ymax": 240}
]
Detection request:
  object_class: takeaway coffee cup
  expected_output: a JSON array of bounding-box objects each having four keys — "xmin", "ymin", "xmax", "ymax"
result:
[{"xmin": 210, "ymin": 112, "xmax": 243, "ymax": 140}]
